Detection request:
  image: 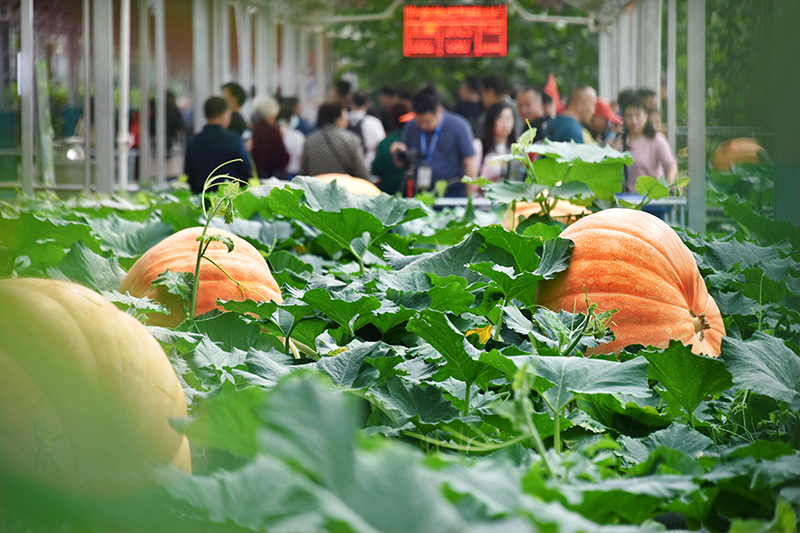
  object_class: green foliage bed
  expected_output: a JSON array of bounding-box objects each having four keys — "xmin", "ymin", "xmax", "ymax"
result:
[{"xmin": 0, "ymin": 168, "xmax": 798, "ymax": 532}]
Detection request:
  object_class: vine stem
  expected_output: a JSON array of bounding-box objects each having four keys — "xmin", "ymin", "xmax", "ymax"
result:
[
  {"xmin": 523, "ymin": 399, "xmax": 556, "ymax": 477},
  {"xmin": 553, "ymin": 406, "xmax": 562, "ymax": 454},
  {"xmin": 493, "ymin": 298, "xmax": 508, "ymax": 341},
  {"xmin": 463, "ymin": 382, "xmax": 472, "ymax": 417}
]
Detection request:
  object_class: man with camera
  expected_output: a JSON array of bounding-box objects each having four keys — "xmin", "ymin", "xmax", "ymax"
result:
[{"xmin": 390, "ymin": 87, "xmax": 478, "ymax": 197}]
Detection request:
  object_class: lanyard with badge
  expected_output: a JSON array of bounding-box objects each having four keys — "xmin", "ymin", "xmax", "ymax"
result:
[{"xmin": 416, "ymin": 119, "xmax": 443, "ymax": 190}]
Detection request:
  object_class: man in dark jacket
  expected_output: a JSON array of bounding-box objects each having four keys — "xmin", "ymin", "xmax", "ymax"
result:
[{"xmin": 184, "ymin": 96, "xmax": 252, "ymax": 194}]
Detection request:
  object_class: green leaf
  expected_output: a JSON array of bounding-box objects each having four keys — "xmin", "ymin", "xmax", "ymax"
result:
[
  {"xmin": 0, "ymin": 212, "xmax": 103, "ymax": 275},
  {"xmin": 476, "ymin": 225, "xmax": 543, "ymax": 272},
  {"xmin": 634, "ymin": 176, "xmax": 671, "ymax": 200},
  {"xmin": 527, "ymin": 355, "xmax": 652, "ymax": 411},
  {"xmin": 534, "ymin": 237, "xmax": 574, "ymax": 280},
  {"xmin": 469, "ymin": 262, "xmax": 539, "ymax": 307},
  {"xmin": 381, "ymin": 232, "xmax": 511, "ymax": 292},
  {"xmin": 618, "ymin": 423, "xmax": 714, "ymax": 465},
  {"xmin": 428, "ymin": 274, "xmax": 475, "ymax": 315},
  {"xmin": 46, "ymin": 241, "xmax": 127, "ymax": 292},
  {"xmin": 269, "ymin": 176, "xmax": 427, "ymax": 257},
  {"xmin": 295, "ymin": 288, "xmax": 382, "ymax": 336},
  {"xmin": 152, "ymin": 269, "xmax": 194, "ymax": 306},
  {"xmin": 368, "ymin": 376, "xmax": 461, "ymax": 432},
  {"xmin": 84, "ymin": 212, "xmax": 173, "ymax": 258},
  {"xmin": 722, "ymin": 333, "xmax": 800, "ymax": 411},
  {"xmin": 529, "ymin": 142, "xmax": 630, "ymax": 200},
  {"xmin": 407, "ymin": 309, "xmax": 497, "ymax": 388},
  {"xmin": 178, "ymin": 381, "xmax": 265, "ymax": 458},
  {"xmin": 722, "ymin": 196, "xmax": 800, "ymax": 249},
  {"xmin": 479, "ymin": 181, "xmax": 550, "ymax": 204},
  {"xmin": 315, "ymin": 341, "xmax": 395, "ymax": 390},
  {"xmin": 728, "ymin": 499, "xmax": 798, "ymax": 533},
  {"xmin": 575, "ymin": 393, "xmax": 672, "ymax": 436},
  {"xmin": 569, "ymin": 474, "xmax": 698, "ymax": 524},
  {"xmin": 101, "ymin": 290, "xmax": 170, "ymax": 318},
  {"xmin": 643, "ymin": 341, "xmax": 734, "ymax": 416}
]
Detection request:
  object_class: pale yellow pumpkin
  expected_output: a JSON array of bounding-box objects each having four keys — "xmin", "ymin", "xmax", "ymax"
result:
[{"xmin": 0, "ymin": 278, "xmax": 190, "ymax": 495}]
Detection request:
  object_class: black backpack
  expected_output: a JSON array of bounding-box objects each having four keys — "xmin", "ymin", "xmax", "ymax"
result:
[{"xmin": 347, "ymin": 116, "xmax": 367, "ymax": 153}]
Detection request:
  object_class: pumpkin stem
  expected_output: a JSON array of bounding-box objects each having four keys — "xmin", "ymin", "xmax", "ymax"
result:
[{"xmin": 692, "ymin": 313, "xmax": 710, "ymax": 335}]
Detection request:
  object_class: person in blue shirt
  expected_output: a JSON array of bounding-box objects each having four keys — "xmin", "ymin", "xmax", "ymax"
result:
[
  {"xmin": 184, "ymin": 96, "xmax": 252, "ymax": 194},
  {"xmin": 544, "ymin": 84, "xmax": 597, "ymax": 144},
  {"xmin": 391, "ymin": 87, "xmax": 478, "ymax": 197}
]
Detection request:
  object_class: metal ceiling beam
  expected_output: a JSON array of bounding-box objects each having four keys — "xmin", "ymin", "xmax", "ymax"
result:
[{"xmin": 315, "ymin": 0, "xmax": 403, "ymax": 24}]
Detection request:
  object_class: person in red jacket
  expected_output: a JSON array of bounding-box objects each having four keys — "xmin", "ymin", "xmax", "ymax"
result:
[{"xmin": 250, "ymin": 95, "xmax": 290, "ymax": 179}]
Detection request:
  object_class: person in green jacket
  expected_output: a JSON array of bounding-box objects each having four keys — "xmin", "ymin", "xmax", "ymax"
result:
[{"xmin": 371, "ymin": 102, "xmax": 413, "ymax": 195}]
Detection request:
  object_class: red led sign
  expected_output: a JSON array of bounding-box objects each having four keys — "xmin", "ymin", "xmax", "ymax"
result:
[{"xmin": 403, "ymin": 5, "xmax": 508, "ymax": 58}]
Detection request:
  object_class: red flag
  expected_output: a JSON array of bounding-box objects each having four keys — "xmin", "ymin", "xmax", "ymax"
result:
[{"xmin": 544, "ymin": 73, "xmax": 564, "ymax": 114}]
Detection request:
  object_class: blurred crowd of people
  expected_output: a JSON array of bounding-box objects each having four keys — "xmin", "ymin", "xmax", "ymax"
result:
[{"xmin": 174, "ymin": 74, "xmax": 675, "ymax": 197}]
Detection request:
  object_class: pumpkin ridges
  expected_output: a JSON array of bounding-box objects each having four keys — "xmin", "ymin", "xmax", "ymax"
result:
[
  {"xmin": 120, "ymin": 226, "xmax": 283, "ymax": 328},
  {"xmin": 563, "ymin": 226, "xmax": 695, "ymax": 295},
  {"xmin": 536, "ymin": 208, "xmax": 725, "ymax": 358},
  {"xmin": 0, "ymin": 278, "xmax": 190, "ymax": 494},
  {"xmin": 542, "ymin": 261, "xmax": 692, "ymax": 310}
]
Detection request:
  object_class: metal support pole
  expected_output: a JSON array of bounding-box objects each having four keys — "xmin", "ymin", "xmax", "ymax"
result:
[
  {"xmin": 83, "ymin": 0, "xmax": 92, "ymax": 190},
  {"xmin": 267, "ymin": 8, "xmax": 278, "ymax": 95},
  {"xmin": 139, "ymin": 0, "xmax": 150, "ymax": 182},
  {"xmin": 220, "ymin": 0, "xmax": 231, "ymax": 84},
  {"xmin": 280, "ymin": 23, "xmax": 296, "ymax": 97},
  {"xmin": 597, "ymin": 30, "xmax": 612, "ymax": 99},
  {"xmin": 235, "ymin": 4, "xmax": 252, "ymax": 97},
  {"xmin": 20, "ymin": 0, "xmax": 34, "ymax": 196},
  {"xmin": 93, "ymin": 0, "xmax": 115, "ymax": 194},
  {"xmin": 193, "ymin": 0, "xmax": 210, "ymax": 133},
  {"xmin": 154, "ymin": 0, "xmax": 167, "ymax": 187},
  {"xmin": 254, "ymin": 8, "xmax": 268, "ymax": 97},
  {"xmin": 118, "ymin": 0, "xmax": 132, "ymax": 190},
  {"xmin": 666, "ymin": 0, "xmax": 677, "ymax": 155},
  {"xmin": 298, "ymin": 29, "xmax": 309, "ymax": 102},
  {"xmin": 212, "ymin": 0, "xmax": 222, "ymax": 91},
  {"xmin": 686, "ymin": 0, "xmax": 706, "ymax": 233},
  {"xmin": 315, "ymin": 29, "xmax": 326, "ymax": 100}
]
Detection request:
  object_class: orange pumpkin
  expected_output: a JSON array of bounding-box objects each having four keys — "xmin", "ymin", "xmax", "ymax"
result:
[
  {"xmin": 712, "ymin": 138, "xmax": 764, "ymax": 172},
  {"xmin": 504, "ymin": 200, "xmax": 592, "ymax": 230},
  {"xmin": 316, "ymin": 173, "xmax": 382, "ymax": 196},
  {"xmin": 120, "ymin": 227, "xmax": 282, "ymax": 327},
  {"xmin": 535, "ymin": 208, "xmax": 725, "ymax": 357}
]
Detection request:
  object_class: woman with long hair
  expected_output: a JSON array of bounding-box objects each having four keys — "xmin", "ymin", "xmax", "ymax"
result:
[
  {"xmin": 475, "ymin": 101, "xmax": 519, "ymax": 183},
  {"xmin": 618, "ymin": 96, "xmax": 677, "ymax": 193}
]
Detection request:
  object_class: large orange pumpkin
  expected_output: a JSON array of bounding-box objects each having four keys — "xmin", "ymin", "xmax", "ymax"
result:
[
  {"xmin": 504, "ymin": 200, "xmax": 592, "ymax": 230},
  {"xmin": 535, "ymin": 208, "xmax": 725, "ymax": 357},
  {"xmin": 316, "ymin": 173, "xmax": 382, "ymax": 196},
  {"xmin": 0, "ymin": 278, "xmax": 190, "ymax": 495},
  {"xmin": 120, "ymin": 227, "xmax": 283, "ymax": 327}
]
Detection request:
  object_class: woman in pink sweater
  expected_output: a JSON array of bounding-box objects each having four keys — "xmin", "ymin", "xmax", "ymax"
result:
[{"xmin": 617, "ymin": 97, "xmax": 677, "ymax": 193}]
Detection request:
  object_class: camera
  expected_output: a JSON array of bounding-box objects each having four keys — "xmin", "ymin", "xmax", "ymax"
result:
[{"xmin": 395, "ymin": 148, "xmax": 418, "ymax": 169}]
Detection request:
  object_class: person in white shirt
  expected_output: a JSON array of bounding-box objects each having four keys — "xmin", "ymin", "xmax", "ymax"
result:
[
  {"xmin": 276, "ymin": 101, "xmax": 305, "ymax": 179},
  {"xmin": 348, "ymin": 90, "xmax": 386, "ymax": 170}
]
